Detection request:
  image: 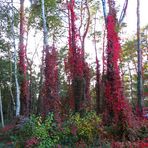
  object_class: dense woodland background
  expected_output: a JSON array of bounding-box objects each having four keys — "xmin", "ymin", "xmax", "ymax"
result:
[{"xmin": 0, "ymin": 0, "xmax": 148, "ymax": 147}]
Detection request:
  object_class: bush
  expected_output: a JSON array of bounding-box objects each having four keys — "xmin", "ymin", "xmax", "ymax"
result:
[
  {"xmin": 60, "ymin": 111, "xmax": 102, "ymax": 146},
  {"xmin": 9, "ymin": 111, "xmax": 148, "ymax": 147},
  {"xmin": 12, "ymin": 113, "xmax": 60, "ymax": 147},
  {"xmin": 11, "ymin": 111, "xmax": 102, "ymax": 147}
]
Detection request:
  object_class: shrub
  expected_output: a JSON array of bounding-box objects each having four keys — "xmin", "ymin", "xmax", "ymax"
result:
[
  {"xmin": 61, "ymin": 111, "xmax": 101, "ymax": 145},
  {"xmin": 31, "ymin": 113, "xmax": 60, "ymax": 147},
  {"xmin": 12, "ymin": 113, "xmax": 60, "ymax": 147}
]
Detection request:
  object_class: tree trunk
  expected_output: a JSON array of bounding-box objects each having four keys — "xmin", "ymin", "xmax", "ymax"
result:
[
  {"xmin": 41, "ymin": 0, "xmax": 48, "ymax": 114},
  {"xmin": 8, "ymin": 46, "xmax": 16, "ymax": 116},
  {"xmin": 11, "ymin": 0, "xmax": 20, "ymax": 116},
  {"xmin": 67, "ymin": 0, "xmax": 87, "ymax": 112},
  {"xmin": 40, "ymin": 0, "xmax": 50, "ymax": 115},
  {"xmin": 19, "ymin": 0, "xmax": 29, "ymax": 116},
  {"xmin": 94, "ymin": 15, "xmax": 101, "ymax": 114},
  {"xmin": 0, "ymin": 89, "xmax": 4, "ymax": 128},
  {"xmin": 41, "ymin": 0, "xmax": 48, "ymax": 46},
  {"xmin": 137, "ymin": 0, "xmax": 143, "ymax": 115},
  {"xmin": 104, "ymin": 1, "xmax": 133, "ymax": 132}
]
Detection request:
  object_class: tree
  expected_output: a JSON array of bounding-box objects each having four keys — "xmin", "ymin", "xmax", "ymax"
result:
[
  {"xmin": 19, "ymin": 0, "xmax": 29, "ymax": 116},
  {"xmin": 11, "ymin": 0, "xmax": 21, "ymax": 116},
  {"xmin": 0, "ymin": 89, "xmax": 4, "ymax": 128},
  {"xmin": 65, "ymin": 0, "xmax": 95, "ymax": 113},
  {"xmin": 40, "ymin": 0, "xmax": 60, "ymax": 117},
  {"xmin": 27, "ymin": 0, "xmax": 62, "ymax": 114},
  {"xmin": 103, "ymin": 0, "xmax": 134, "ymax": 139},
  {"xmin": 136, "ymin": 0, "xmax": 143, "ymax": 115}
]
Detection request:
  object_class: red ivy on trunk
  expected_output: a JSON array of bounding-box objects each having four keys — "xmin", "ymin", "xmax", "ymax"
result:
[
  {"xmin": 104, "ymin": 12, "xmax": 135, "ymax": 139},
  {"xmin": 19, "ymin": 1, "xmax": 29, "ymax": 115},
  {"xmin": 42, "ymin": 46, "xmax": 60, "ymax": 119},
  {"xmin": 65, "ymin": 0, "xmax": 90, "ymax": 112}
]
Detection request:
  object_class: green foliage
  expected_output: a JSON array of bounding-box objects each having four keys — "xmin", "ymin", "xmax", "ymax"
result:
[
  {"xmin": 138, "ymin": 120, "xmax": 148, "ymax": 139},
  {"xmin": 61, "ymin": 111, "xmax": 101, "ymax": 145},
  {"xmin": 0, "ymin": 60, "xmax": 10, "ymax": 84},
  {"xmin": 28, "ymin": 0, "xmax": 61, "ymax": 32},
  {"xmin": 8, "ymin": 112, "xmax": 148, "ymax": 147},
  {"xmin": 0, "ymin": 38, "xmax": 11, "ymax": 54},
  {"xmin": 0, "ymin": 2, "xmax": 19, "ymax": 39},
  {"xmin": 121, "ymin": 25, "xmax": 148, "ymax": 106},
  {"xmin": 10, "ymin": 119, "xmax": 33, "ymax": 146},
  {"xmin": 11, "ymin": 112, "xmax": 103, "ymax": 147},
  {"xmin": 12, "ymin": 113, "xmax": 60, "ymax": 147},
  {"xmin": 31, "ymin": 113, "xmax": 59, "ymax": 147},
  {"xmin": 0, "ymin": 58, "xmax": 15, "ymax": 119}
]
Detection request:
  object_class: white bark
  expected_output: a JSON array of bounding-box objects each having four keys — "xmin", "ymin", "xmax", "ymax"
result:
[
  {"xmin": 11, "ymin": 0, "xmax": 20, "ymax": 116},
  {"xmin": 37, "ymin": 0, "xmax": 48, "ymax": 113},
  {"xmin": 0, "ymin": 89, "xmax": 4, "ymax": 128},
  {"xmin": 8, "ymin": 46, "xmax": 16, "ymax": 111},
  {"xmin": 127, "ymin": 62, "xmax": 133, "ymax": 100},
  {"xmin": 41, "ymin": 0, "xmax": 48, "ymax": 46}
]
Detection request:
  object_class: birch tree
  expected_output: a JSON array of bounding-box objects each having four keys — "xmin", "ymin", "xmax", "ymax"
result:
[{"xmin": 10, "ymin": 0, "xmax": 21, "ymax": 116}]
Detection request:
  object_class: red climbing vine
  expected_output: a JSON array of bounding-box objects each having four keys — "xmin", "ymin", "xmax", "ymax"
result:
[
  {"xmin": 42, "ymin": 46, "xmax": 59, "ymax": 116},
  {"xmin": 66, "ymin": 0, "xmax": 84, "ymax": 79},
  {"xmin": 65, "ymin": 0, "xmax": 91, "ymax": 112},
  {"xmin": 104, "ymin": 0, "xmax": 136, "ymax": 139},
  {"xmin": 19, "ymin": 0, "xmax": 29, "ymax": 116},
  {"xmin": 95, "ymin": 52, "xmax": 101, "ymax": 114},
  {"xmin": 65, "ymin": 0, "xmax": 84, "ymax": 112}
]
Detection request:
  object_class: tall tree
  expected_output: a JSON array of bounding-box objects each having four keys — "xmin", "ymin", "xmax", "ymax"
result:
[
  {"xmin": 103, "ymin": 0, "xmax": 134, "ymax": 139},
  {"xmin": 11, "ymin": 0, "xmax": 21, "ymax": 116},
  {"xmin": 93, "ymin": 15, "xmax": 101, "ymax": 114},
  {"xmin": 40, "ymin": 0, "xmax": 59, "ymax": 116},
  {"xmin": 40, "ymin": 0, "xmax": 49, "ymax": 114},
  {"xmin": 136, "ymin": 0, "xmax": 143, "ymax": 115},
  {"xmin": 66, "ymin": 0, "xmax": 88, "ymax": 112},
  {"xmin": 0, "ymin": 89, "xmax": 4, "ymax": 127},
  {"xmin": 19, "ymin": 0, "xmax": 29, "ymax": 116}
]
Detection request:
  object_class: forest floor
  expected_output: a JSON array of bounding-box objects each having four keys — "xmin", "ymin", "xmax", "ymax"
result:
[
  {"xmin": 1, "ymin": 115, "xmax": 148, "ymax": 148},
  {"xmin": 0, "ymin": 124, "xmax": 15, "ymax": 148}
]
